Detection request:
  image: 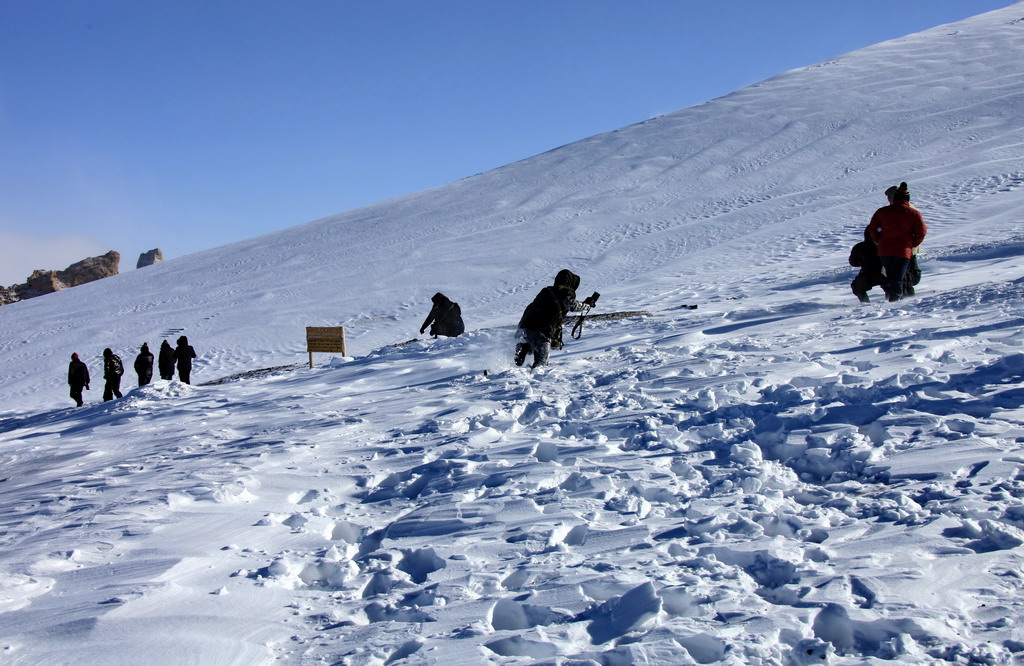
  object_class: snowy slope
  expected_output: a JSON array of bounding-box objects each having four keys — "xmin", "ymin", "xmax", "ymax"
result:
[{"xmin": 2, "ymin": 3, "xmax": 1024, "ymax": 665}]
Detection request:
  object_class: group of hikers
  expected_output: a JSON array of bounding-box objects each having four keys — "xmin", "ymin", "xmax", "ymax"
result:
[
  {"xmin": 423, "ymin": 182, "xmax": 925, "ymax": 371},
  {"xmin": 63, "ymin": 181, "xmax": 926, "ymax": 406},
  {"xmin": 850, "ymin": 181, "xmax": 928, "ymax": 303},
  {"xmin": 67, "ymin": 336, "xmax": 197, "ymax": 407},
  {"xmin": 417, "ymin": 269, "xmax": 600, "ymax": 369}
]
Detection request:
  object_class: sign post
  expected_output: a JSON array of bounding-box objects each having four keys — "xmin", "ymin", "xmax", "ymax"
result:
[{"xmin": 306, "ymin": 326, "xmax": 347, "ymax": 368}]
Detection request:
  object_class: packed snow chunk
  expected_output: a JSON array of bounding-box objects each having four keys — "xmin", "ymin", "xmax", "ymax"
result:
[
  {"xmin": 585, "ymin": 581, "xmax": 663, "ymax": 644},
  {"xmin": 942, "ymin": 518, "xmax": 1024, "ymax": 552},
  {"xmin": 282, "ymin": 513, "xmax": 308, "ymax": 530},
  {"xmin": 700, "ymin": 546, "xmax": 798, "ymax": 588},
  {"xmin": 328, "ymin": 520, "xmax": 364, "ymax": 544},
  {"xmin": 549, "ymin": 523, "xmax": 590, "ymax": 548},
  {"xmin": 288, "ymin": 489, "xmax": 321, "ymax": 504},
  {"xmin": 786, "ymin": 637, "xmax": 833, "ymax": 665},
  {"xmin": 364, "ymin": 600, "xmax": 435, "ymax": 623},
  {"xmin": 252, "ymin": 555, "xmax": 306, "ymax": 589},
  {"xmin": 0, "ymin": 573, "xmax": 55, "ymax": 612},
  {"xmin": 811, "ymin": 603, "xmax": 937, "ymax": 657},
  {"xmin": 299, "ymin": 559, "xmax": 359, "ymax": 589},
  {"xmin": 385, "ymin": 639, "xmax": 424, "ymax": 665},
  {"xmin": 489, "ymin": 598, "xmax": 564, "ymax": 630},
  {"xmin": 396, "ymin": 547, "xmax": 446, "ymax": 584},
  {"xmin": 729, "ymin": 440, "xmax": 764, "ymax": 465},
  {"xmin": 533, "ymin": 440, "xmax": 558, "ymax": 463},
  {"xmin": 677, "ymin": 633, "xmax": 728, "ymax": 663},
  {"xmin": 484, "ymin": 634, "xmax": 558, "ymax": 659}
]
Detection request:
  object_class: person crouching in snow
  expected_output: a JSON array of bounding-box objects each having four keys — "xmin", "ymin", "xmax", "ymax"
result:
[
  {"xmin": 419, "ymin": 292, "xmax": 465, "ymax": 338},
  {"xmin": 514, "ymin": 269, "xmax": 597, "ymax": 368},
  {"xmin": 849, "ymin": 226, "xmax": 887, "ymax": 303},
  {"xmin": 869, "ymin": 182, "xmax": 927, "ymax": 302}
]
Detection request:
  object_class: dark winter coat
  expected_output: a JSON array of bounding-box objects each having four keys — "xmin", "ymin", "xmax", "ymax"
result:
[
  {"xmin": 174, "ymin": 336, "xmax": 196, "ymax": 371},
  {"xmin": 103, "ymin": 350, "xmax": 124, "ymax": 380},
  {"xmin": 868, "ymin": 201, "xmax": 927, "ymax": 259},
  {"xmin": 850, "ymin": 227, "xmax": 886, "ymax": 286},
  {"xmin": 135, "ymin": 344, "xmax": 154, "ymax": 384},
  {"xmin": 68, "ymin": 357, "xmax": 90, "ymax": 388},
  {"xmin": 518, "ymin": 269, "xmax": 585, "ymax": 349},
  {"xmin": 420, "ymin": 293, "xmax": 465, "ymax": 337},
  {"xmin": 158, "ymin": 341, "xmax": 175, "ymax": 379}
]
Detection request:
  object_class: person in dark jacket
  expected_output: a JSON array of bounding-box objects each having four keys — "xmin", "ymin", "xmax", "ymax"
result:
[
  {"xmin": 134, "ymin": 343, "xmax": 154, "ymax": 386},
  {"xmin": 849, "ymin": 227, "xmax": 887, "ymax": 303},
  {"xmin": 514, "ymin": 269, "xmax": 596, "ymax": 368},
  {"xmin": 868, "ymin": 182, "xmax": 927, "ymax": 302},
  {"xmin": 68, "ymin": 352, "xmax": 90, "ymax": 407},
  {"xmin": 158, "ymin": 340, "xmax": 175, "ymax": 380},
  {"xmin": 102, "ymin": 348, "xmax": 124, "ymax": 401},
  {"xmin": 173, "ymin": 336, "xmax": 197, "ymax": 384},
  {"xmin": 419, "ymin": 292, "xmax": 465, "ymax": 338}
]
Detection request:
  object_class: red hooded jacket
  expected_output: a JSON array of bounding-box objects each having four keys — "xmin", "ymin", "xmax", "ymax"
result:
[{"xmin": 868, "ymin": 201, "xmax": 927, "ymax": 259}]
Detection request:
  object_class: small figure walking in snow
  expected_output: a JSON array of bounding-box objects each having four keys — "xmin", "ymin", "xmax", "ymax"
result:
[
  {"xmin": 173, "ymin": 336, "xmax": 197, "ymax": 384},
  {"xmin": 102, "ymin": 348, "xmax": 124, "ymax": 401},
  {"xmin": 158, "ymin": 340, "xmax": 175, "ymax": 380},
  {"xmin": 134, "ymin": 343, "xmax": 154, "ymax": 386},
  {"xmin": 67, "ymin": 352, "xmax": 90, "ymax": 407}
]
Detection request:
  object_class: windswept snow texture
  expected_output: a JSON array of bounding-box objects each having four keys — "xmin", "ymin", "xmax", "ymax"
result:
[{"xmin": 3, "ymin": 4, "xmax": 1024, "ymax": 665}]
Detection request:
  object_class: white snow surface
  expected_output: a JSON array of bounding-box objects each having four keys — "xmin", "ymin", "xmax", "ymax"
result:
[{"xmin": 3, "ymin": 5, "xmax": 1024, "ymax": 664}]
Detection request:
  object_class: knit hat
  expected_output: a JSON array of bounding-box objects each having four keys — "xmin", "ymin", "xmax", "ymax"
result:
[
  {"xmin": 894, "ymin": 182, "xmax": 911, "ymax": 201},
  {"xmin": 884, "ymin": 185, "xmax": 898, "ymax": 199},
  {"xmin": 72, "ymin": 353, "xmax": 78, "ymax": 359}
]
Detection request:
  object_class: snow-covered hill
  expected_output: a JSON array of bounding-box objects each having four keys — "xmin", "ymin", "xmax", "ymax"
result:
[{"xmin": 2, "ymin": 4, "xmax": 1024, "ymax": 664}]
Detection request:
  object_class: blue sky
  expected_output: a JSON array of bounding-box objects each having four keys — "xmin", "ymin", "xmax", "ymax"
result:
[{"xmin": 0, "ymin": 0, "xmax": 1013, "ymax": 286}]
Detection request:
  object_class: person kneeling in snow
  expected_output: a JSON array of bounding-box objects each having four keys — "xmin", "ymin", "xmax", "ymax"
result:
[
  {"xmin": 849, "ymin": 227, "xmax": 887, "ymax": 303},
  {"xmin": 514, "ymin": 269, "xmax": 596, "ymax": 368},
  {"xmin": 419, "ymin": 292, "xmax": 465, "ymax": 338}
]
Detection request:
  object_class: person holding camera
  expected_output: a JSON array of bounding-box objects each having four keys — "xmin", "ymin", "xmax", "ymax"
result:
[{"xmin": 514, "ymin": 268, "xmax": 598, "ymax": 368}]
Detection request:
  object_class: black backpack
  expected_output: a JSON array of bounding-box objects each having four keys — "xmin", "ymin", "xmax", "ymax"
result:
[{"xmin": 110, "ymin": 354, "xmax": 124, "ymax": 377}]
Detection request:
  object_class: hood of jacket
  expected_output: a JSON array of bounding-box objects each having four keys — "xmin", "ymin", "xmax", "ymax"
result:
[{"xmin": 554, "ymin": 269, "xmax": 580, "ymax": 291}]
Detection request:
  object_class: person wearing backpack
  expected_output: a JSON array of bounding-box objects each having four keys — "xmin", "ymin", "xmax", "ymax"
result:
[
  {"xmin": 67, "ymin": 352, "xmax": 90, "ymax": 407},
  {"xmin": 419, "ymin": 292, "xmax": 465, "ymax": 338},
  {"xmin": 174, "ymin": 335, "xmax": 197, "ymax": 384},
  {"xmin": 514, "ymin": 269, "xmax": 597, "ymax": 368},
  {"xmin": 158, "ymin": 340, "xmax": 175, "ymax": 380},
  {"xmin": 868, "ymin": 182, "xmax": 927, "ymax": 302},
  {"xmin": 134, "ymin": 343, "xmax": 154, "ymax": 386},
  {"xmin": 102, "ymin": 347, "xmax": 124, "ymax": 401}
]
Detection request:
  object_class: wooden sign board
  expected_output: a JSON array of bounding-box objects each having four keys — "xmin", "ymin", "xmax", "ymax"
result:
[{"xmin": 306, "ymin": 326, "xmax": 346, "ymax": 367}]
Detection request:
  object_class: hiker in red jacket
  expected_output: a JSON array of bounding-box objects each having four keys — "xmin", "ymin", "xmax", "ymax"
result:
[{"xmin": 868, "ymin": 182, "xmax": 927, "ymax": 302}]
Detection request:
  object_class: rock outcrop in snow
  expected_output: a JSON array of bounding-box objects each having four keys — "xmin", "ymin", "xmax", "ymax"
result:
[{"xmin": 0, "ymin": 250, "xmax": 120, "ymax": 305}]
